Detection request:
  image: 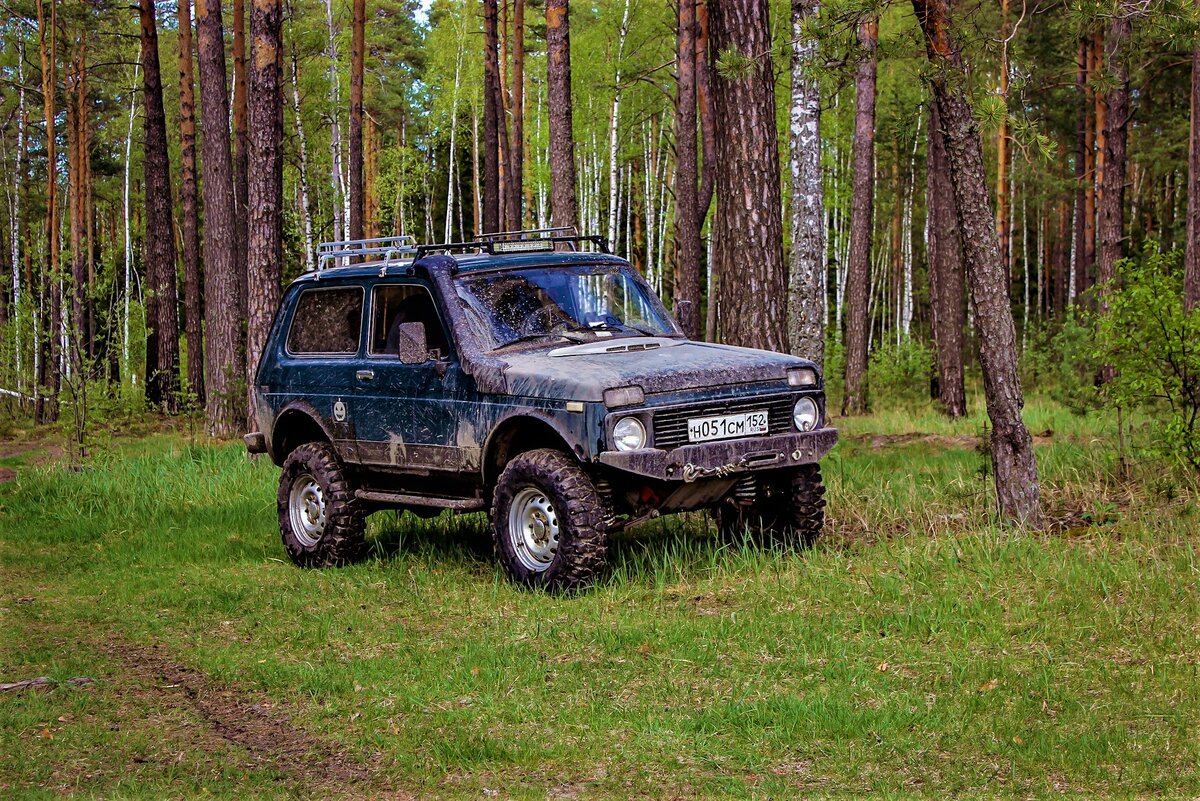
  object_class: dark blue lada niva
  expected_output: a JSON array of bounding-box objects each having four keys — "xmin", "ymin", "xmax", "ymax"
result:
[{"xmin": 246, "ymin": 232, "xmax": 838, "ymax": 591}]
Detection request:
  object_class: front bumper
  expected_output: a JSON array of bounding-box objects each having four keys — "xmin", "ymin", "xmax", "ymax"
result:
[{"xmin": 597, "ymin": 427, "xmax": 838, "ymax": 481}]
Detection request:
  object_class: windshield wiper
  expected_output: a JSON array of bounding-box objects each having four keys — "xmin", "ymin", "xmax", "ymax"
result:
[{"xmin": 497, "ymin": 329, "xmax": 589, "ymax": 350}]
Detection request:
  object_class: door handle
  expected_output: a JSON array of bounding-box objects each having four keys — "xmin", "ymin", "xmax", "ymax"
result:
[{"xmin": 356, "ymin": 369, "xmax": 375, "ymax": 381}]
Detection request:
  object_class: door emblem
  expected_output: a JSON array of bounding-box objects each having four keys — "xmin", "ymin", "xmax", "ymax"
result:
[{"xmin": 333, "ymin": 398, "xmax": 348, "ymax": 422}]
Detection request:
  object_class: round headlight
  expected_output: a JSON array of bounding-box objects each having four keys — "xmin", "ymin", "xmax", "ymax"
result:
[
  {"xmin": 613, "ymin": 416, "xmax": 647, "ymax": 451},
  {"xmin": 793, "ymin": 397, "xmax": 819, "ymax": 432}
]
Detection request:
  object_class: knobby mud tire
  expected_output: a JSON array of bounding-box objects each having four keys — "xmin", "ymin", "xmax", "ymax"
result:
[
  {"xmin": 491, "ymin": 448, "xmax": 610, "ymax": 592},
  {"xmin": 718, "ymin": 463, "xmax": 826, "ymax": 549},
  {"xmin": 277, "ymin": 442, "xmax": 367, "ymax": 568}
]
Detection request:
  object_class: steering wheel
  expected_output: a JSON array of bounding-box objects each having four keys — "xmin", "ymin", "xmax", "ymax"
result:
[{"xmin": 519, "ymin": 305, "xmax": 571, "ymax": 338}]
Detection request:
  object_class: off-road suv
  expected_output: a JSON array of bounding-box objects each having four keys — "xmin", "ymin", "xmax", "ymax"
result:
[{"xmin": 247, "ymin": 231, "xmax": 838, "ymax": 590}]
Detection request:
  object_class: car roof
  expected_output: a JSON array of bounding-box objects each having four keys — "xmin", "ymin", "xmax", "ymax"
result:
[{"xmin": 287, "ymin": 250, "xmax": 631, "ymax": 288}]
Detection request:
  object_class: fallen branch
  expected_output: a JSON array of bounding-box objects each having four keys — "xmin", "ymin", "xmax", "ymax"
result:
[
  {"xmin": 0, "ymin": 387, "xmax": 35, "ymax": 401},
  {"xmin": 0, "ymin": 676, "xmax": 95, "ymax": 692}
]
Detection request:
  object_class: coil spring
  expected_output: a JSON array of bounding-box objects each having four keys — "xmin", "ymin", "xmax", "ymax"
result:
[{"xmin": 733, "ymin": 475, "xmax": 757, "ymax": 505}]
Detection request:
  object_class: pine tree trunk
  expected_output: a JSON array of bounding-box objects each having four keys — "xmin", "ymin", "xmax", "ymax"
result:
[
  {"xmin": 246, "ymin": 0, "xmax": 283, "ymax": 425},
  {"xmin": 696, "ymin": 0, "xmax": 715, "ymax": 219},
  {"xmin": 232, "ymin": 0, "xmax": 248, "ymax": 314},
  {"xmin": 673, "ymin": 0, "xmax": 701, "ymax": 339},
  {"xmin": 67, "ymin": 39, "xmax": 88, "ymax": 375},
  {"xmin": 1188, "ymin": 0, "xmax": 1200, "ymax": 312},
  {"xmin": 546, "ymin": 0, "xmax": 577, "ymax": 231},
  {"xmin": 140, "ymin": 0, "xmax": 181, "ymax": 410},
  {"xmin": 786, "ymin": 0, "xmax": 823, "ymax": 365},
  {"xmin": 179, "ymin": 0, "xmax": 205, "ymax": 404},
  {"xmin": 842, "ymin": 18, "xmax": 877, "ymax": 415},
  {"xmin": 289, "ymin": 35, "xmax": 314, "ymax": 272},
  {"xmin": 1084, "ymin": 37, "xmax": 1098, "ymax": 294},
  {"xmin": 195, "ymin": 0, "xmax": 245, "ymax": 437},
  {"xmin": 36, "ymin": 0, "xmax": 59, "ymax": 423},
  {"xmin": 913, "ymin": 0, "xmax": 1041, "ymax": 527},
  {"xmin": 1071, "ymin": 37, "xmax": 1087, "ymax": 304},
  {"xmin": 482, "ymin": 0, "xmax": 503, "ymax": 234},
  {"xmin": 995, "ymin": 0, "xmax": 1010, "ymax": 282},
  {"xmin": 508, "ymin": 0, "xmax": 525, "ymax": 229},
  {"xmin": 1097, "ymin": 5, "xmax": 1135, "ymax": 296},
  {"xmin": 324, "ymin": 0, "xmax": 345, "ymax": 241},
  {"xmin": 348, "ymin": 0, "xmax": 365, "ymax": 241},
  {"xmin": 927, "ymin": 100, "xmax": 966, "ymax": 418},
  {"xmin": 709, "ymin": 0, "xmax": 786, "ymax": 352}
]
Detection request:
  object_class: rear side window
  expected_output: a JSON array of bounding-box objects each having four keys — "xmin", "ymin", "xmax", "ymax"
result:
[{"xmin": 287, "ymin": 287, "xmax": 363, "ymax": 355}]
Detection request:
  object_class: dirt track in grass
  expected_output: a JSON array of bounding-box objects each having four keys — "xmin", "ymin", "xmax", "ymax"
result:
[{"xmin": 95, "ymin": 636, "xmax": 412, "ymax": 799}]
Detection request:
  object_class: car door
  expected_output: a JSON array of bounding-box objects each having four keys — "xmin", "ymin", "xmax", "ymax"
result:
[
  {"xmin": 353, "ymin": 280, "xmax": 469, "ymax": 473},
  {"xmin": 269, "ymin": 283, "xmax": 365, "ymax": 462}
]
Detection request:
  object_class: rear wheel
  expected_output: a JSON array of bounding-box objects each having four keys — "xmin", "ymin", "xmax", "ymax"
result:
[
  {"xmin": 718, "ymin": 464, "xmax": 826, "ymax": 548},
  {"xmin": 491, "ymin": 449, "xmax": 609, "ymax": 592},
  {"xmin": 278, "ymin": 442, "xmax": 367, "ymax": 567}
]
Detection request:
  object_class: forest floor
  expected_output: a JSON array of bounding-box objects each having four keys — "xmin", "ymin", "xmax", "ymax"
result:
[{"xmin": 1, "ymin": 397, "xmax": 1197, "ymax": 799}]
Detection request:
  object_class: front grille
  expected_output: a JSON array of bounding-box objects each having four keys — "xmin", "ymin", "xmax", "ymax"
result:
[{"xmin": 652, "ymin": 395, "xmax": 795, "ymax": 449}]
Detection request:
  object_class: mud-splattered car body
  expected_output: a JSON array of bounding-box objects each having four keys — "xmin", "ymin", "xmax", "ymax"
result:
[{"xmin": 248, "ymin": 243, "xmax": 837, "ymax": 587}]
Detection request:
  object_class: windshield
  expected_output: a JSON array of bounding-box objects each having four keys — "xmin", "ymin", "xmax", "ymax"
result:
[{"xmin": 453, "ymin": 264, "xmax": 681, "ymax": 351}]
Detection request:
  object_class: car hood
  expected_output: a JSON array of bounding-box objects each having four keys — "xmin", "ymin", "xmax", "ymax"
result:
[{"xmin": 499, "ymin": 339, "xmax": 811, "ymax": 402}]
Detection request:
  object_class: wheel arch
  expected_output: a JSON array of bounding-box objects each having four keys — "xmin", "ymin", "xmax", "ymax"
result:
[
  {"xmin": 270, "ymin": 402, "xmax": 336, "ymax": 466},
  {"xmin": 482, "ymin": 413, "xmax": 581, "ymax": 488}
]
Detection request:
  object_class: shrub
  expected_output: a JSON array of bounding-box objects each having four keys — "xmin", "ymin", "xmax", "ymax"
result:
[
  {"xmin": 1094, "ymin": 249, "xmax": 1200, "ymax": 474},
  {"xmin": 867, "ymin": 337, "xmax": 934, "ymax": 407}
]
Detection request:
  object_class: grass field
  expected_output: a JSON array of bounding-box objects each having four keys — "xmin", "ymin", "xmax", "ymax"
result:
[{"xmin": 2, "ymin": 398, "xmax": 1198, "ymax": 799}]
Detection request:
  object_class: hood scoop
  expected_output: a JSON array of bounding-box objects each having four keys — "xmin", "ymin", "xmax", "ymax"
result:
[{"xmin": 548, "ymin": 337, "xmax": 683, "ymax": 357}]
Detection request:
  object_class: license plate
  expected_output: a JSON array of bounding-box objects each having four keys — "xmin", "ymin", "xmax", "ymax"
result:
[{"xmin": 687, "ymin": 410, "xmax": 769, "ymax": 443}]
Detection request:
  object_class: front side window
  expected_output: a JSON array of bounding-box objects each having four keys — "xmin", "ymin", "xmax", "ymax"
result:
[
  {"xmin": 369, "ymin": 283, "xmax": 450, "ymax": 356},
  {"xmin": 453, "ymin": 265, "xmax": 679, "ymax": 351},
  {"xmin": 287, "ymin": 286, "xmax": 363, "ymax": 355}
]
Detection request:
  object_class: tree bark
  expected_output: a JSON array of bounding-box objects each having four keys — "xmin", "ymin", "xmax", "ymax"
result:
[
  {"xmin": 508, "ymin": 0, "xmax": 525, "ymax": 229},
  {"xmin": 1097, "ymin": 5, "xmax": 1135, "ymax": 296},
  {"xmin": 483, "ymin": 0, "xmax": 503, "ymax": 234},
  {"xmin": 36, "ymin": 0, "xmax": 59, "ymax": 423},
  {"xmin": 348, "ymin": 0, "xmax": 365, "ymax": 240},
  {"xmin": 709, "ymin": 0, "xmax": 787, "ymax": 352},
  {"xmin": 995, "ymin": 0, "xmax": 1010, "ymax": 282},
  {"xmin": 696, "ymin": 0, "xmax": 715, "ymax": 219},
  {"xmin": 1071, "ymin": 37, "xmax": 1087, "ymax": 304},
  {"xmin": 179, "ymin": 0, "xmax": 205, "ymax": 404},
  {"xmin": 673, "ymin": 0, "xmax": 701, "ymax": 339},
  {"xmin": 233, "ymin": 0, "xmax": 248, "ymax": 314},
  {"xmin": 913, "ymin": 0, "xmax": 1041, "ymax": 527},
  {"xmin": 928, "ymin": 101, "xmax": 966, "ymax": 417},
  {"xmin": 1188, "ymin": 0, "xmax": 1200, "ymax": 311},
  {"xmin": 247, "ymin": 0, "xmax": 283, "ymax": 425},
  {"xmin": 842, "ymin": 18, "xmax": 877, "ymax": 415},
  {"xmin": 67, "ymin": 38, "xmax": 88, "ymax": 373},
  {"xmin": 139, "ymin": 0, "xmax": 181, "ymax": 410},
  {"xmin": 324, "ymin": 0, "xmax": 345, "ymax": 241},
  {"xmin": 786, "ymin": 0, "xmax": 823, "ymax": 366},
  {"xmin": 196, "ymin": 0, "xmax": 245, "ymax": 437},
  {"xmin": 545, "ymin": 0, "xmax": 577, "ymax": 231}
]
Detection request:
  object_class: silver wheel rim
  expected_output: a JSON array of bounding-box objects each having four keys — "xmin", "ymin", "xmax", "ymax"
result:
[
  {"xmin": 508, "ymin": 487, "xmax": 560, "ymax": 573},
  {"xmin": 288, "ymin": 472, "xmax": 327, "ymax": 548}
]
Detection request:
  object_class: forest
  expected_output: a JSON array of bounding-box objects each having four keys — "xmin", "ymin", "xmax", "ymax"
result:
[{"xmin": 2, "ymin": 0, "xmax": 1200, "ymax": 796}]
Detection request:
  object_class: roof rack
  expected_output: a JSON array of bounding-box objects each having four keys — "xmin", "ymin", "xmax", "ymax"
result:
[
  {"xmin": 314, "ymin": 236, "xmax": 418, "ymax": 272},
  {"xmin": 414, "ymin": 227, "xmax": 611, "ymax": 260}
]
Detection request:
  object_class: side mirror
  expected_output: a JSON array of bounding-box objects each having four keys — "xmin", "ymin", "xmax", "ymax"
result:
[
  {"xmin": 396, "ymin": 322, "xmax": 429, "ymax": 364},
  {"xmin": 674, "ymin": 299, "xmax": 694, "ymax": 328}
]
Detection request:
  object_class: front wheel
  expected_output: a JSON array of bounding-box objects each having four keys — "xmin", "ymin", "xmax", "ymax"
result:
[
  {"xmin": 278, "ymin": 442, "xmax": 367, "ymax": 567},
  {"xmin": 490, "ymin": 449, "xmax": 610, "ymax": 592},
  {"xmin": 718, "ymin": 463, "xmax": 826, "ymax": 549}
]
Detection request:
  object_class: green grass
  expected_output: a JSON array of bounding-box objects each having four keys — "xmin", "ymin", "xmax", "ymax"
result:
[{"xmin": 2, "ymin": 397, "xmax": 1198, "ymax": 799}]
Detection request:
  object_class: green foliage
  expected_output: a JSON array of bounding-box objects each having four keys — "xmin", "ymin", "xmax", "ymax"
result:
[
  {"xmin": 1021, "ymin": 317, "xmax": 1103, "ymax": 415},
  {"xmin": 1094, "ymin": 249, "xmax": 1200, "ymax": 474},
  {"xmin": 867, "ymin": 337, "xmax": 933, "ymax": 407}
]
